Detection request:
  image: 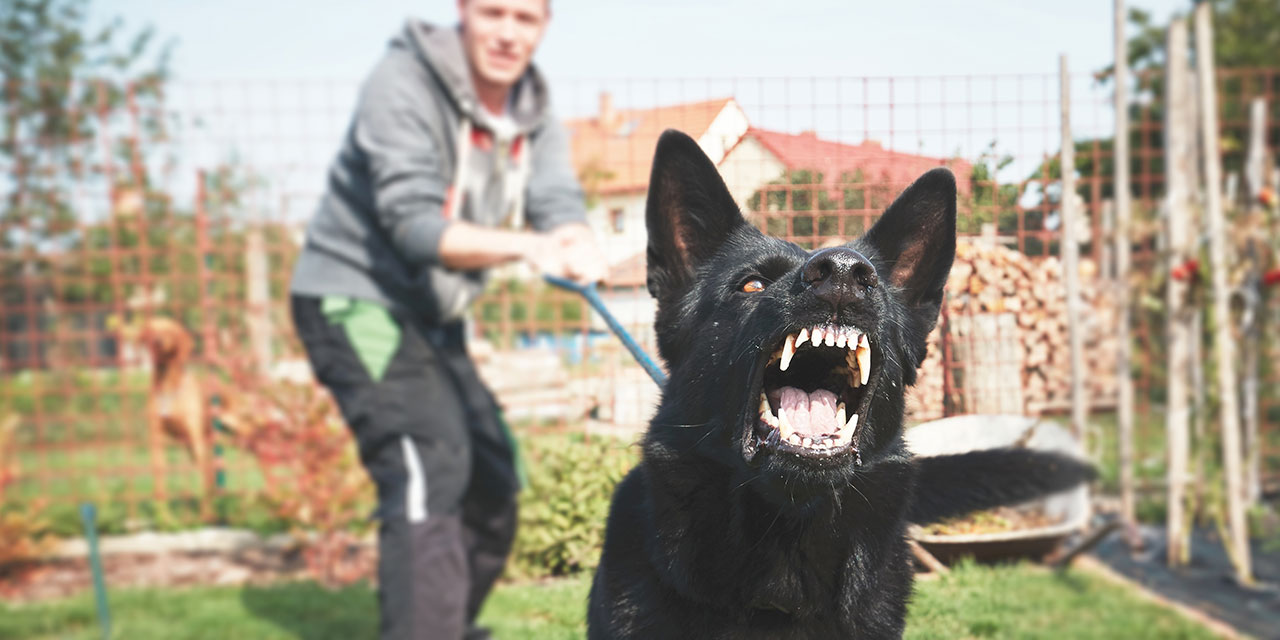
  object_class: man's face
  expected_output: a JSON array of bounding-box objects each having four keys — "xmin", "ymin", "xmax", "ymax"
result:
[{"xmin": 458, "ymin": 0, "xmax": 548, "ymax": 91}]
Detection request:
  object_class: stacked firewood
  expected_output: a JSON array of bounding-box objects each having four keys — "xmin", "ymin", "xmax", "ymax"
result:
[{"xmin": 908, "ymin": 240, "xmax": 1119, "ymax": 420}]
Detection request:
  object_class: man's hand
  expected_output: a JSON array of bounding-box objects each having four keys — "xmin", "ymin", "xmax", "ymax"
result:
[
  {"xmin": 437, "ymin": 221, "xmax": 606, "ymax": 285},
  {"xmin": 549, "ymin": 224, "xmax": 608, "ymax": 285}
]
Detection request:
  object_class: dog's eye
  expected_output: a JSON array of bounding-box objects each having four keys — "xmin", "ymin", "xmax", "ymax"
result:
[{"xmin": 741, "ymin": 278, "xmax": 766, "ymax": 293}]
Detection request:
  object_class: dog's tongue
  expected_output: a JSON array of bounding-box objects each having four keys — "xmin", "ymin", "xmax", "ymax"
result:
[{"xmin": 775, "ymin": 387, "xmax": 839, "ymax": 436}]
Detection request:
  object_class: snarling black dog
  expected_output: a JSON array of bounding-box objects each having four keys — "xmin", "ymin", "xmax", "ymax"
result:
[{"xmin": 587, "ymin": 130, "xmax": 1094, "ymax": 639}]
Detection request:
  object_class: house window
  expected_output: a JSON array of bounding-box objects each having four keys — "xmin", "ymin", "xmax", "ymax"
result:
[{"xmin": 610, "ymin": 208, "xmax": 625, "ymax": 234}]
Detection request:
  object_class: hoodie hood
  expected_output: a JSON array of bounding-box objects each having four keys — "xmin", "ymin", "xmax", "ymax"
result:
[{"xmin": 398, "ymin": 19, "xmax": 551, "ymax": 134}]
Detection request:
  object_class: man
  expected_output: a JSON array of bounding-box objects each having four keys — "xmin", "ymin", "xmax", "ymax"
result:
[{"xmin": 290, "ymin": 1, "xmax": 603, "ymax": 638}]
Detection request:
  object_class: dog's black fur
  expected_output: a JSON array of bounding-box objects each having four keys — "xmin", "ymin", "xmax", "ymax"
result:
[{"xmin": 586, "ymin": 130, "xmax": 1095, "ymax": 639}]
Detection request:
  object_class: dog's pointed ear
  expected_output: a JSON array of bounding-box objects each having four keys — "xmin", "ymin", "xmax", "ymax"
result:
[
  {"xmin": 645, "ymin": 129, "xmax": 746, "ymax": 301},
  {"xmin": 862, "ymin": 168, "xmax": 956, "ymax": 329}
]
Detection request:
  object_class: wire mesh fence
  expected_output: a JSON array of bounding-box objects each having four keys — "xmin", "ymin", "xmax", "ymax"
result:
[{"xmin": 1, "ymin": 69, "xmax": 1277, "ymax": 520}]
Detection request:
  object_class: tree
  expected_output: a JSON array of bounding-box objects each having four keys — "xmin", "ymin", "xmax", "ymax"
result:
[{"xmin": 1, "ymin": 0, "xmax": 171, "ymax": 368}]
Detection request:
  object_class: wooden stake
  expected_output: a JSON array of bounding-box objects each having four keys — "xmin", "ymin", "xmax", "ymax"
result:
[
  {"xmin": 1240, "ymin": 97, "xmax": 1265, "ymax": 506},
  {"xmin": 1113, "ymin": 0, "xmax": 1137, "ymax": 544},
  {"xmin": 1163, "ymin": 18, "xmax": 1194, "ymax": 568},
  {"xmin": 908, "ymin": 540, "xmax": 950, "ymax": 575},
  {"xmin": 245, "ymin": 223, "xmax": 273, "ymax": 377},
  {"xmin": 1059, "ymin": 55, "xmax": 1088, "ymax": 447},
  {"xmin": 1194, "ymin": 2, "xmax": 1252, "ymax": 585}
]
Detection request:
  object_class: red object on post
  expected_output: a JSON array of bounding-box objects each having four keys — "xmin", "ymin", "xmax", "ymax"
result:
[{"xmin": 1171, "ymin": 258, "xmax": 1199, "ymax": 281}]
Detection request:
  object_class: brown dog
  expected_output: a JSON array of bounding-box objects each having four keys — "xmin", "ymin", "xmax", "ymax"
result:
[{"xmin": 115, "ymin": 316, "xmax": 215, "ymax": 511}]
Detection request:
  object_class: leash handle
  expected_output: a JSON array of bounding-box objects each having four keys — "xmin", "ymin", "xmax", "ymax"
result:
[{"xmin": 543, "ymin": 275, "xmax": 666, "ymax": 387}]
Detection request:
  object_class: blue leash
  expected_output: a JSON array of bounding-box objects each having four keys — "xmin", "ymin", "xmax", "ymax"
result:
[{"xmin": 543, "ymin": 275, "xmax": 666, "ymax": 387}]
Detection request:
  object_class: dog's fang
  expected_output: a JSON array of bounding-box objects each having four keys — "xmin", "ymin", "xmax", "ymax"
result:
[
  {"xmin": 778, "ymin": 411, "xmax": 793, "ymax": 440},
  {"xmin": 836, "ymin": 402, "xmax": 846, "ymax": 428},
  {"xmin": 846, "ymin": 352, "xmax": 861, "ymax": 388},
  {"xmin": 780, "ymin": 334, "xmax": 797, "ymax": 372},
  {"xmin": 857, "ymin": 344, "xmax": 871, "ymax": 386}
]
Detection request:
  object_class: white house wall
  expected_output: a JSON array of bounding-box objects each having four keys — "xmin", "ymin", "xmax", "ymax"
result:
[
  {"xmin": 696, "ymin": 100, "xmax": 750, "ymax": 165},
  {"xmin": 586, "ymin": 191, "xmax": 649, "ymax": 266},
  {"xmin": 718, "ymin": 136, "xmax": 787, "ymax": 211}
]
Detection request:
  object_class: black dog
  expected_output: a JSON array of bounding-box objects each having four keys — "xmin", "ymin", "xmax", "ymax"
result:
[{"xmin": 587, "ymin": 130, "xmax": 1094, "ymax": 639}]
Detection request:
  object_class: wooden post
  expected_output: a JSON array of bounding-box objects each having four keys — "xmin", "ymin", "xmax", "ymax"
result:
[
  {"xmin": 1194, "ymin": 2, "xmax": 1252, "ymax": 585},
  {"xmin": 1241, "ymin": 97, "xmax": 1266, "ymax": 506},
  {"xmin": 1059, "ymin": 55, "xmax": 1088, "ymax": 446},
  {"xmin": 245, "ymin": 223, "xmax": 273, "ymax": 377},
  {"xmin": 1113, "ymin": 0, "xmax": 1137, "ymax": 543},
  {"xmin": 1163, "ymin": 18, "xmax": 1194, "ymax": 568}
]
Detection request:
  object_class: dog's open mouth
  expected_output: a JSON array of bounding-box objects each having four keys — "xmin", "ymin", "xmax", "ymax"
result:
[{"xmin": 751, "ymin": 324, "xmax": 874, "ymax": 460}]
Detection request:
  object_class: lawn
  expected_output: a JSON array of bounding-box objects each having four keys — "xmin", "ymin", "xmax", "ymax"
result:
[{"xmin": 0, "ymin": 562, "xmax": 1221, "ymax": 639}]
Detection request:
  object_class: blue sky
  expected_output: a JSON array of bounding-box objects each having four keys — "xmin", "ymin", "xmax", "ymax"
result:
[
  {"xmin": 97, "ymin": 0, "xmax": 1189, "ymax": 88},
  {"xmin": 87, "ymin": 1, "xmax": 1193, "ymax": 221}
]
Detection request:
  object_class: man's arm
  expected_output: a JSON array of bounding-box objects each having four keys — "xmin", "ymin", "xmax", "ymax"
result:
[{"xmin": 436, "ymin": 221, "xmax": 544, "ymax": 271}]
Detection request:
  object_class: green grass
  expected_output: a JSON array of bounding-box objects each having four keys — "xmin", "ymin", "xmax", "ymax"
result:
[{"xmin": 0, "ymin": 563, "xmax": 1221, "ymax": 640}]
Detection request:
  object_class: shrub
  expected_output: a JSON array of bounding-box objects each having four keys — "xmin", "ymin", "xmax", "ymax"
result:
[
  {"xmin": 508, "ymin": 432, "xmax": 639, "ymax": 579},
  {"xmin": 0, "ymin": 414, "xmax": 54, "ymax": 593},
  {"xmin": 211, "ymin": 344, "xmax": 375, "ymax": 587}
]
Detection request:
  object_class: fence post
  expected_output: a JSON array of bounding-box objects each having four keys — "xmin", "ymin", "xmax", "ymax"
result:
[
  {"xmin": 1163, "ymin": 18, "xmax": 1194, "ymax": 568},
  {"xmin": 245, "ymin": 222, "xmax": 272, "ymax": 376},
  {"xmin": 1194, "ymin": 2, "xmax": 1252, "ymax": 586},
  {"xmin": 1241, "ymin": 97, "xmax": 1266, "ymax": 506},
  {"xmin": 1059, "ymin": 55, "xmax": 1088, "ymax": 446},
  {"xmin": 1112, "ymin": 0, "xmax": 1137, "ymax": 542}
]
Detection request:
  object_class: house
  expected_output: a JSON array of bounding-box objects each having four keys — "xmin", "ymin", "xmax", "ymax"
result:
[
  {"xmin": 718, "ymin": 128, "xmax": 973, "ymax": 213},
  {"xmin": 594, "ymin": 126, "xmax": 975, "ymax": 343},
  {"xmin": 565, "ymin": 94, "xmax": 750, "ymax": 265}
]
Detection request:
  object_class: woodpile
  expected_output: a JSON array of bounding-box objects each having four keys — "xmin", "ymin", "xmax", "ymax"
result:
[{"xmin": 908, "ymin": 240, "xmax": 1120, "ymax": 420}]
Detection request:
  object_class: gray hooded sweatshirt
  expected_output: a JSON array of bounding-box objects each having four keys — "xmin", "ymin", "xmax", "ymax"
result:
[{"xmin": 291, "ymin": 20, "xmax": 586, "ymax": 323}]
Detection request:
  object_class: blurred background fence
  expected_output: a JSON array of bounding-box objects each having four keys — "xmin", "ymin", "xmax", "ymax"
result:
[{"xmin": 2, "ymin": 68, "xmax": 1278, "ymax": 529}]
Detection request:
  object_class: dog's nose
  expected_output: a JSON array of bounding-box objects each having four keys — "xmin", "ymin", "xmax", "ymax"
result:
[{"xmin": 801, "ymin": 247, "xmax": 878, "ymax": 311}]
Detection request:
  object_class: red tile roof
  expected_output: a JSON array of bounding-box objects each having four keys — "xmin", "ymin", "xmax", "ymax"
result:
[
  {"xmin": 566, "ymin": 97, "xmax": 736, "ymax": 195},
  {"xmin": 605, "ymin": 251, "xmax": 648, "ymax": 288},
  {"xmin": 733, "ymin": 128, "xmax": 973, "ymax": 198}
]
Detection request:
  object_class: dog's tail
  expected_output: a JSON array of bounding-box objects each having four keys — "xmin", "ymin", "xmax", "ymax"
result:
[{"xmin": 907, "ymin": 448, "xmax": 1095, "ymax": 525}]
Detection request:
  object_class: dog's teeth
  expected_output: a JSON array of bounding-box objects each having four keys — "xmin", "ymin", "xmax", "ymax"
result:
[
  {"xmin": 802, "ymin": 436, "xmax": 812, "ymax": 447},
  {"xmin": 838, "ymin": 416, "xmax": 857, "ymax": 446},
  {"xmin": 848, "ymin": 331, "xmax": 861, "ymax": 351},
  {"xmin": 846, "ymin": 352, "xmax": 861, "ymax": 388},
  {"xmin": 759, "ymin": 392, "xmax": 770, "ymax": 415},
  {"xmin": 835, "ymin": 332, "xmax": 847, "ymax": 348},
  {"xmin": 837, "ymin": 402, "xmax": 846, "ymax": 427},
  {"xmin": 780, "ymin": 334, "xmax": 796, "ymax": 372},
  {"xmin": 812, "ymin": 326, "xmax": 823, "ymax": 345},
  {"xmin": 779, "ymin": 411, "xmax": 793, "ymax": 440},
  {"xmin": 824, "ymin": 328, "xmax": 836, "ymax": 347},
  {"xmin": 857, "ymin": 344, "xmax": 871, "ymax": 385},
  {"xmin": 796, "ymin": 327, "xmax": 809, "ymax": 348},
  {"xmin": 787, "ymin": 433, "xmax": 802, "ymax": 446}
]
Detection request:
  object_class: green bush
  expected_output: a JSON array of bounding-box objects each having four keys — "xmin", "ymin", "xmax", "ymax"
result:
[{"xmin": 509, "ymin": 433, "xmax": 639, "ymax": 579}]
